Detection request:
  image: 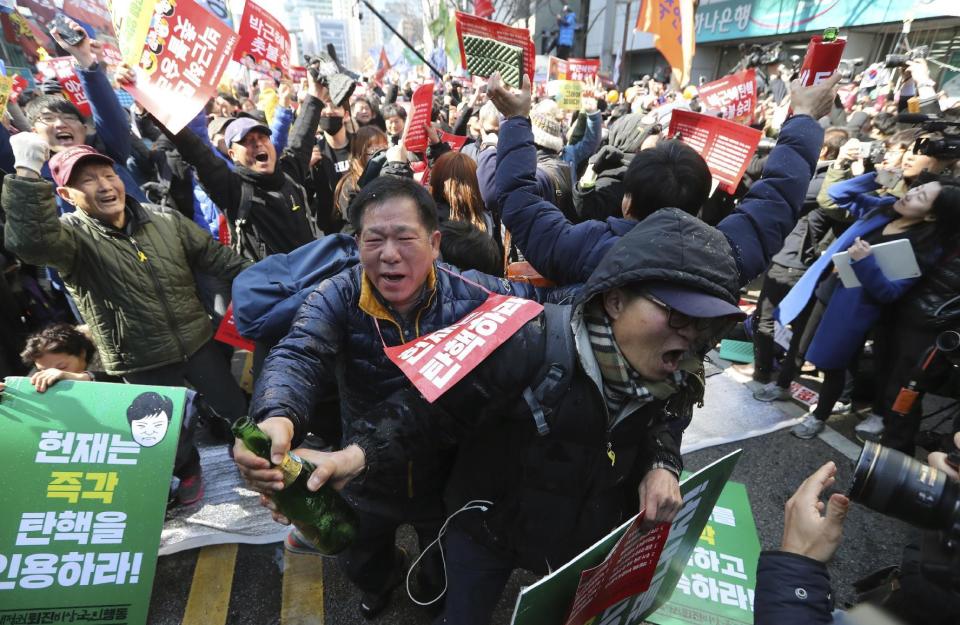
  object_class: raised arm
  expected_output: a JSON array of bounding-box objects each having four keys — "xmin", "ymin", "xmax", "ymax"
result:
[{"xmin": 716, "ymin": 74, "xmax": 840, "ymax": 286}]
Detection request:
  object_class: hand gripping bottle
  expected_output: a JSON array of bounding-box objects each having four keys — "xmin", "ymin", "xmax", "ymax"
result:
[
  {"xmin": 232, "ymin": 417, "xmax": 358, "ymax": 554},
  {"xmin": 799, "ymin": 27, "xmax": 846, "ymax": 86}
]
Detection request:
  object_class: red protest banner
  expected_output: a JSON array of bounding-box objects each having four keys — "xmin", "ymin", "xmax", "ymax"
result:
[
  {"xmin": 439, "ymin": 131, "xmax": 467, "ymax": 152},
  {"xmin": 698, "ymin": 68, "xmax": 757, "ymax": 125},
  {"xmin": 384, "ymin": 294, "xmax": 543, "ymax": 403},
  {"xmin": 668, "ymin": 110, "xmax": 762, "ymax": 195},
  {"xmin": 233, "ymin": 0, "xmax": 292, "ymax": 78},
  {"xmin": 124, "ymin": 0, "xmax": 238, "ymax": 134},
  {"xmin": 37, "ymin": 57, "xmax": 92, "ymax": 117},
  {"xmin": 455, "ymin": 11, "xmax": 535, "ymax": 86},
  {"xmin": 564, "ymin": 516, "xmax": 671, "ymax": 625},
  {"xmin": 566, "ymin": 58, "xmax": 600, "ymax": 83},
  {"xmin": 215, "ymin": 304, "xmax": 256, "ymax": 352},
  {"xmin": 402, "ymin": 82, "xmax": 435, "ymax": 154},
  {"xmin": 100, "ymin": 42, "xmax": 124, "ymax": 67}
]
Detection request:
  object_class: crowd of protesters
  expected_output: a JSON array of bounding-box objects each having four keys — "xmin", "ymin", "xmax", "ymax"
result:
[{"xmin": 2, "ymin": 13, "xmax": 960, "ymax": 625}]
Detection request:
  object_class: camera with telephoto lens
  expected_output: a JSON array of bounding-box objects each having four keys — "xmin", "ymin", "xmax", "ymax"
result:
[
  {"xmin": 850, "ymin": 441, "xmax": 960, "ymax": 589},
  {"xmin": 885, "ymin": 45, "xmax": 929, "ymax": 68},
  {"xmin": 897, "ymin": 114, "xmax": 960, "ymax": 160},
  {"xmin": 303, "ymin": 52, "xmax": 356, "ymax": 108},
  {"xmin": 738, "ymin": 42, "xmax": 782, "ymax": 69}
]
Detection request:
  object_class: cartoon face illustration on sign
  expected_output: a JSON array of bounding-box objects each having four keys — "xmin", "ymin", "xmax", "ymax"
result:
[{"xmin": 126, "ymin": 392, "xmax": 172, "ymax": 447}]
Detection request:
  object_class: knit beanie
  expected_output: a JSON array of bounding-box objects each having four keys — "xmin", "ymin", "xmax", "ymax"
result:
[{"xmin": 530, "ymin": 111, "xmax": 564, "ymax": 153}]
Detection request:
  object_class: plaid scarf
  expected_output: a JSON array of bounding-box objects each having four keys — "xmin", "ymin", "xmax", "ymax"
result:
[{"xmin": 584, "ymin": 300, "xmax": 688, "ymax": 422}]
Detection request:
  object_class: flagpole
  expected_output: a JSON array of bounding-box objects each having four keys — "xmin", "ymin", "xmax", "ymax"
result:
[{"xmin": 359, "ymin": 0, "xmax": 444, "ymax": 79}]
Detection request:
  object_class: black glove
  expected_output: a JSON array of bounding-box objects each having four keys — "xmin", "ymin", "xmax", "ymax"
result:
[{"xmin": 588, "ymin": 145, "xmax": 624, "ymax": 173}]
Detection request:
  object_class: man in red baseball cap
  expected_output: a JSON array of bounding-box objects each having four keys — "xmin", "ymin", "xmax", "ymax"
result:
[{"xmin": 4, "ymin": 134, "xmax": 253, "ymax": 505}]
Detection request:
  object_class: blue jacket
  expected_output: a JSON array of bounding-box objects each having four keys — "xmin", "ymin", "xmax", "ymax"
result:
[
  {"xmin": 497, "ymin": 113, "xmax": 824, "ymax": 288},
  {"xmin": 827, "ymin": 171, "xmax": 896, "ymax": 219},
  {"xmin": 804, "ymin": 213, "xmax": 926, "ymax": 369},
  {"xmin": 755, "ymin": 551, "xmax": 834, "ymax": 624},
  {"xmin": 557, "ymin": 12, "xmax": 576, "ymax": 46}
]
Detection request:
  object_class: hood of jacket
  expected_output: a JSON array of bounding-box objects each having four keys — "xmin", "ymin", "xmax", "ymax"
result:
[{"xmin": 575, "ymin": 207, "xmax": 740, "ymax": 307}]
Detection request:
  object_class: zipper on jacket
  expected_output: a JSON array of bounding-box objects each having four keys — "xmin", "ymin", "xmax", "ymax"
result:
[{"xmin": 128, "ymin": 234, "xmax": 189, "ymax": 361}]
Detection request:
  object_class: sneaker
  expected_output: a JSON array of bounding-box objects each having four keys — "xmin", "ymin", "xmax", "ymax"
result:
[
  {"xmin": 285, "ymin": 527, "xmax": 323, "ymax": 556},
  {"xmin": 177, "ymin": 473, "xmax": 204, "ymax": 506},
  {"xmin": 359, "ymin": 546, "xmax": 407, "ymax": 619},
  {"xmin": 753, "ymin": 382, "xmax": 790, "ymax": 402},
  {"xmin": 834, "ymin": 400, "xmax": 852, "ymax": 415},
  {"xmin": 855, "ymin": 414, "xmax": 885, "ymax": 443},
  {"xmin": 791, "ymin": 414, "xmax": 826, "ymax": 439}
]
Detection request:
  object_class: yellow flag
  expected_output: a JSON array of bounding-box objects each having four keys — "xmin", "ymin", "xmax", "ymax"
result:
[{"xmin": 635, "ymin": 0, "xmax": 696, "ymax": 86}]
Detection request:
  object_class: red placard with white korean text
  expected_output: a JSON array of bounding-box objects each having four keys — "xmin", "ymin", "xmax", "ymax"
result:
[
  {"xmin": 384, "ymin": 294, "xmax": 543, "ymax": 403},
  {"xmin": 698, "ymin": 68, "xmax": 756, "ymax": 125},
  {"xmin": 233, "ymin": 0, "xmax": 292, "ymax": 78},
  {"xmin": 564, "ymin": 516, "xmax": 671, "ymax": 625},
  {"xmin": 215, "ymin": 304, "xmax": 255, "ymax": 351},
  {"xmin": 566, "ymin": 58, "xmax": 600, "ymax": 83},
  {"xmin": 401, "ymin": 82, "xmax": 435, "ymax": 154},
  {"xmin": 36, "ymin": 57, "xmax": 92, "ymax": 117},
  {"xmin": 124, "ymin": 0, "xmax": 238, "ymax": 134},
  {"xmin": 455, "ymin": 12, "xmax": 535, "ymax": 86},
  {"xmin": 439, "ymin": 130, "xmax": 467, "ymax": 152},
  {"xmin": 668, "ymin": 110, "xmax": 762, "ymax": 195}
]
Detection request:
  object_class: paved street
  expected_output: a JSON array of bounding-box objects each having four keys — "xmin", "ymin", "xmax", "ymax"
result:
[{"xmin": 147, "ymin": 361, "xmax": 926, "ymax": 625}]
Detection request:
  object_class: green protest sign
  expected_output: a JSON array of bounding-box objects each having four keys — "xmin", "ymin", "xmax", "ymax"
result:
[
  {"xmin": 511, "ymin": 449, "xmax": 741, "ymax": 625},
  {"xmin": 0, "ymin": 377, "xmax": 185, "ymax": 624},
  {"xmin": 648, "ymin": 481, "xmax": 760, "ymax": 625}
]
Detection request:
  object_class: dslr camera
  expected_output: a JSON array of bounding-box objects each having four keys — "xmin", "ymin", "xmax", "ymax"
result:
[
  {"xmin": 303, "ymin": 52, "xmax": 356, "ymax": 108},
  {"xmin": 885, "ymin": 45, "xmax": 929, "ymax": 68},
  {"xmin": 898, "ymin": 114, "xmax": 960, "ymax": 161},
  {"xmin": 851, "ymin": 441, "xmax": 960, "ymax": 590}
]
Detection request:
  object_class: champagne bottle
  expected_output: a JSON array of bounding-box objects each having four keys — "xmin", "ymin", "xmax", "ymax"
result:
[{"xmin": 232, "ymin": 417, "xmax": 357, "ymax": 554}]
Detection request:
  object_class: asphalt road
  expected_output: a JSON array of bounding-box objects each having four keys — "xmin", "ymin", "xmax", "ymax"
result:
[{"xmin": 147, "ymin": 388, "xmax": 925, "ymax": 625}]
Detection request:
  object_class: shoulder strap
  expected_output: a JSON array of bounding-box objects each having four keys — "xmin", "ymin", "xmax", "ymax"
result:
[{"xmin": 522, "ymin": 303, "xmax": 576, "ymax": 436}]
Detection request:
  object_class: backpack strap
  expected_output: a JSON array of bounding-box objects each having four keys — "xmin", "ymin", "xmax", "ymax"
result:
[{"xmin": 522, "ymin": 303, "xmax": 576, "ymax": 436}]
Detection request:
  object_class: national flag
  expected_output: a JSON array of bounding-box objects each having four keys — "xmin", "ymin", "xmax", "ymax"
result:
[
  {"xmin": 474, "ymin": 0, "xmax": 494, "ymax": 19},
  {"xmin": 635, "ymin": 0, "xmax": 695, "ymax": 86}
]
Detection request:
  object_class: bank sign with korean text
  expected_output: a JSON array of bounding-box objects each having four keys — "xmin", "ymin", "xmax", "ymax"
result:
[
  {"xmin": 0, "ymin": 378, "xmax": 185, "ymax": 625},
  {"xmin": 695, "ymin": 0, "xmax": 960, "ymax": 43}
]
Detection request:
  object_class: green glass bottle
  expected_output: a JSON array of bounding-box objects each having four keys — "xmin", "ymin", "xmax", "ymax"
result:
[
  {"xmin": 232, "ymin": 417, "xmax": 358, "ymax": 554},
  {"xmin": 823, "ymin": 27, "xmax": 839, "ymax": 41}
]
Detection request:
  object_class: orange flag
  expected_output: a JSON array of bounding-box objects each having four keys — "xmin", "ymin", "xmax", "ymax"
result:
[{"xmin": 635, "ymin": 0, "xmax": 695, "ymax": 86}]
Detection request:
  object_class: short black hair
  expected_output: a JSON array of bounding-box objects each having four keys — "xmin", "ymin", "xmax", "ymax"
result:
[
  {"xmin": 24, "ymin": 95, "xmax": 85, "ymax": 126},
  {"xmin": 381, "ymin": 103, "xmax": 406, "ymax": 121},
  {"xmin": 623, "ymin": 139, "xmax": 711, "ymax": 219},
  {"xmin": 439, "ymin": 220, "xmax": 503, "ymax": 276},
  {"xmin": 127, "ymin": 392, "xmax": 174, "ymax": 424},
  {"xmin": 350, "ymin": 176, "xmax": 439, "ymax": 234},
  {"xmin": 20, "ymin": 323, "xmax": 96, "ymax": 366},
  {"xmin": 872, "ymin": 112, "xmax": 897, "ymax": 137}
]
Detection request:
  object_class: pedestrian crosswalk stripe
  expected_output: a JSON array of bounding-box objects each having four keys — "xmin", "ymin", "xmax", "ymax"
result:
[
  {"xmin": 281, "ymin": 550, "xmax": 325, "ymax": 624},
  {"xmin": 181, "ymin": 544, "xmax": 238, "ymax": 625}
]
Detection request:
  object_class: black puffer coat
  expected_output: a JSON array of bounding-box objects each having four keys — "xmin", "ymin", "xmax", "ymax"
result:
[
  {"xmin": 352, "ymin": 208, "xmax": 740, "ymax": 571},
  {"xmin": 898, "ymin": 246, "xmax": 960, "ymax": 329},
  {"xmin": 249, "ymin": 262, "xmax": 571, "ymax": 509}
]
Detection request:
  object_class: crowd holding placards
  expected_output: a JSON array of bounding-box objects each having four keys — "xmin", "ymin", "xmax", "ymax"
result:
[{"xmin": 3, "ymin": 6, "xmax": 960, "ymax": 625}]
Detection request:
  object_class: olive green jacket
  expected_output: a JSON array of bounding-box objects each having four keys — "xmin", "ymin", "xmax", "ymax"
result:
[{"xmin": 3, "ymin": 176, "xmax": 251, "ymax": 375}]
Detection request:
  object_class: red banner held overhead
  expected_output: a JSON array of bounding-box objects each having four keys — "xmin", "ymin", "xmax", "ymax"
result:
[
  {"xmin": 455, "ymin": 12, "xmax": 535, "ymax": 86},
  {"xmin": 697, "ymin": 68, "xmax": 757, "ymax": 125},
  {"xmin": 668, "ymin": 110, "xmax": 762, "ymax": 195},
  {"xmin": 384, "ymin": 294, "xmax": 543, "ymax": 403},
  {"xmin": 566, "ymin": 58, "xmax": 600, "ymax": 82},
  {"xmin": 124, "ymin": 0, "xmax": 238, "ymax": 134},
  {"xmin": 37, "ymin": 57, "xmax": 92, "ymax": 117},
  {"xmin": 233, "ymin": 0, "xmax": 292, "ymax": 78},
  {"xmin": 401, "ymin": 82, "xmax": 435, "ymax": 154},
  {"xmin": 10, "ymin": 75, "xmax": 28, "ymax": 103}
]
